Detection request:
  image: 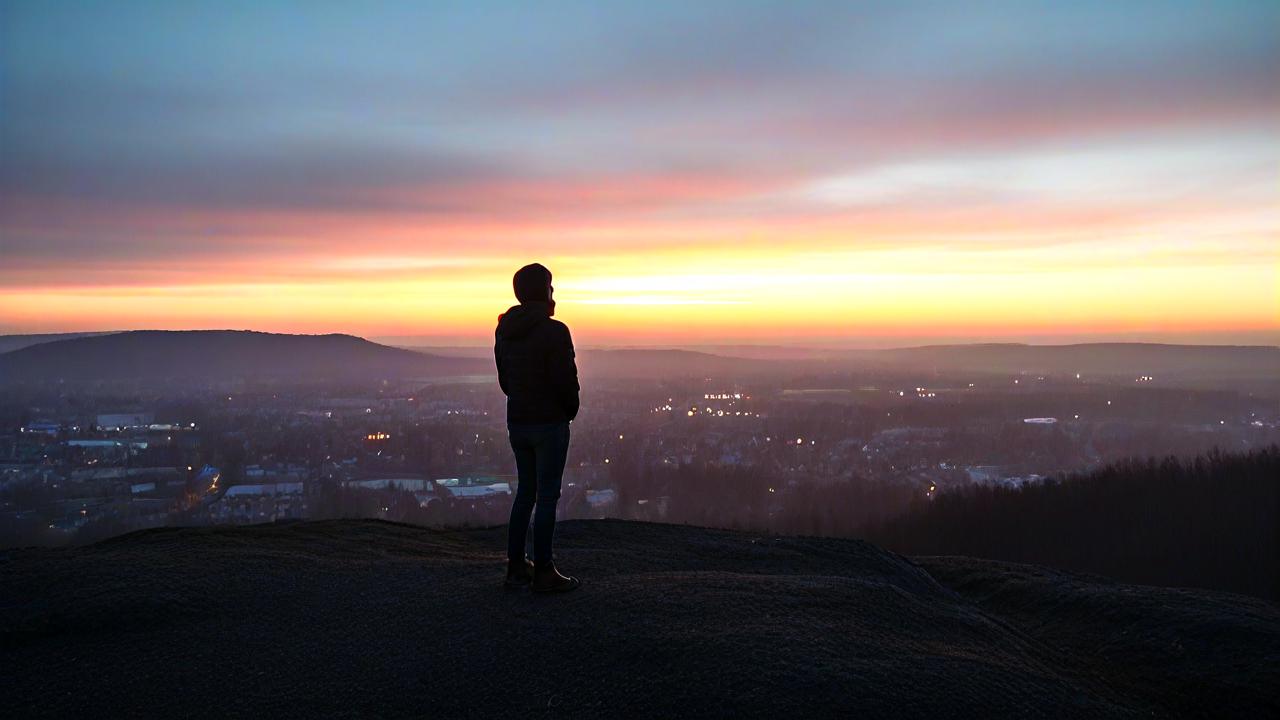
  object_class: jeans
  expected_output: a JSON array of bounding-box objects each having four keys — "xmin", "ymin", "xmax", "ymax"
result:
[{"xmin": 506, "ymin": 421, "xmax": 571, "ymax": 565}]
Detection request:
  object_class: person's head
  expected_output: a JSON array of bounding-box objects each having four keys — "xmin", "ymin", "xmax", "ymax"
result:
[{"xmin": 513, "ymin": 262, "xmax": 555, "ymax": 315}]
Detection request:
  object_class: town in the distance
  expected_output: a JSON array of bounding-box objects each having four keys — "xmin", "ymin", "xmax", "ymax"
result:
[{"xmin": 1, "ymin": 330, "xmax": 1276, "ymax": 547}]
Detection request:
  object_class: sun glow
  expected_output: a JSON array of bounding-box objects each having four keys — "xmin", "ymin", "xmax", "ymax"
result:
[{"xmin": 2, "ymin": 231, "xmax": 1274, "ymax": 344}]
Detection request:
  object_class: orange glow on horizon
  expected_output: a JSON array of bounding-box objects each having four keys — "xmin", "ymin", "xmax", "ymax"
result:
[
  {"xmin": 2, "ymin": 236, "xmax": 1275, "ymax": 345},
  {"xmin": 3, "ymin": 138, "xmax": 1276, "ymax": 346}
]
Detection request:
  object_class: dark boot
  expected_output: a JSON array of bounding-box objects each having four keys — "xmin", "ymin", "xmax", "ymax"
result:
[
  {"xmin": 504, "ymin": 557, "xmax": 535, "ymax": 587},
  {"xmin": 531, "ymin": 561, "xmax": 581, "ymax": 593}
]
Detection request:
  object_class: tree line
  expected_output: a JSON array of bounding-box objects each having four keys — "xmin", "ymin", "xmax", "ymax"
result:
[{"xmin": 866, "ymin": 445, "xmax": 1279, "ymax": 601}]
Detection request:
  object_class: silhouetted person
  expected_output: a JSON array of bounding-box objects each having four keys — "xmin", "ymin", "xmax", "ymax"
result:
[{"xmin": 495, "ymin": 263, "xmax": 581, "ymax": 592}]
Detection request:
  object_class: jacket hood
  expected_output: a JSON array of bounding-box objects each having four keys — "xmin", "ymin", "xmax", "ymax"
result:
[{"xmin": 495, "ymin": 302, "xmax": 550, "ymax": 341}]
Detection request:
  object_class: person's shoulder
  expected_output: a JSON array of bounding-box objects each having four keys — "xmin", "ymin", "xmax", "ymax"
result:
[{"xmin": 546, "ymin": 319, "xmax": 573, "ymax": 342}]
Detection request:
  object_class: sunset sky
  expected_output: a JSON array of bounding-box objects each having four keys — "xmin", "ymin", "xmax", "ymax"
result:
[{"xmin": 2, "ymin": 1, "xmax": 1277, "ymax": 347}]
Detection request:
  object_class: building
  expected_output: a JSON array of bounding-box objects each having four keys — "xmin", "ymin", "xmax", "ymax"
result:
[
  {"xmin": 223, "ymin": 483, "xmax": 304, "ymax": 497},
  {"xmin": 96, "ymin": 413, "xmax": 154, "ymax": 430},
  {"xmin": 436, "ymin": 477, "xmax": 512, "ymax": 499}
]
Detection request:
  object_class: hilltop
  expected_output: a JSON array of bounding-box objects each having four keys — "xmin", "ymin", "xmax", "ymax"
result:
[
  {"xmin": 3, "ymin": 519, "xmax": 1276, "ymax": 718},
  {"xmin": 0, "ymin": 330, "xmax": 488, "ymax": 383}
]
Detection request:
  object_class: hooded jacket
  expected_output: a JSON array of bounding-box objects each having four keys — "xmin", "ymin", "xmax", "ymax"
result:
[{"xmin": 494, "ymin": 301, "xmax": 580, "ymax": 424}]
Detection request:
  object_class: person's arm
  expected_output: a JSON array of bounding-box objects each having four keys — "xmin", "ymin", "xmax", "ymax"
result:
[
  {"xmin": 494, "ymin": 339, "xmax": 510, "ymax": 396},
  {"xmin": 548, "ymin": 322, "xmax": 580, "ymax": 421}
]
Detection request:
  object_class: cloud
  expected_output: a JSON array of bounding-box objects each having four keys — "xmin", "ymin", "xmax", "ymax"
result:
[
  {"xmin": 796, "ymin": 129, "xmax": 1279, "ymax": 208},
  {"xmin": 1, "ymin": 1, "xmax": 1277, "ymax": 337},
  {"xmin": 4, "ymin": 1, "xmax": 1276, "ymax": 219}
]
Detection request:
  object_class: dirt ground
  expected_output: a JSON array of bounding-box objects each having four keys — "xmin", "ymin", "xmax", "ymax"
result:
[{"xmin": 3, "ymin": 519, "xmax": 1277, "ymax": 718}]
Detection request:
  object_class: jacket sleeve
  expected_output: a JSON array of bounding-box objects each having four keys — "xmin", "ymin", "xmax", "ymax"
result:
[
  {"xmin": 548, "ymin": 323, "xmax": 580, "ymax": 421},
  {"xmin": 494, "ymin": 339, "xmax": 509, "ymax": 396}
]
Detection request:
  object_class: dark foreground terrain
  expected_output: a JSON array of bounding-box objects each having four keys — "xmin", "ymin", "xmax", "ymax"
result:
[{"xmin": 3, "ymin": 520, "xmax": 1277, "ymax": 718}]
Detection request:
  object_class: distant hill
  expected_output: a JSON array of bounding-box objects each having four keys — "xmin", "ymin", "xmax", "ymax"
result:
[
  {"xmin": 572, "ymin": 342, "xmax": 1280, "ymax": 385},
  {"xmin": 571, "ymin": 342, "xmax": 1280, "ymax": 382},
  {"xmin": 856, "ymin": 342, "xmax": 1280, "ymax": 380},
  {"xmin": 399, "ymin": 346, "xmax": 780, "ymax": 378},
  {"xmin": 0, "ymin": 331, "xmax": 117, "ymax": 355},
  {"xmin": 3, "ymin": 519, "xmax": 1276, "ymax": 717},
  {"xmin": 398, "ymin": 345, "xmax": 492, "ymax": 359},
  {"xmin": 655, "ymin": 344, "xmax": 848, "ymax": 361},
  {"xmin": 402, "ymin": 342, "xmax": 1280, "ymax": 376},
  {"xmin": 0, "ymin": 330, "xmax": 489, "ymax": 383},
  {"xmin": 576, "ymin": 348, "xmax": 778, "ymax": 379},
  {"xmin": 5, "ymin": 332, "xmax": 1274, "ymax": 386}
]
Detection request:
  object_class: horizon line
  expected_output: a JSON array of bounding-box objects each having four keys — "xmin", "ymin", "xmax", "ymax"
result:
[{"xmin": 2, "ymin": 328, "xmax": 1277, "ymax": 352}]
